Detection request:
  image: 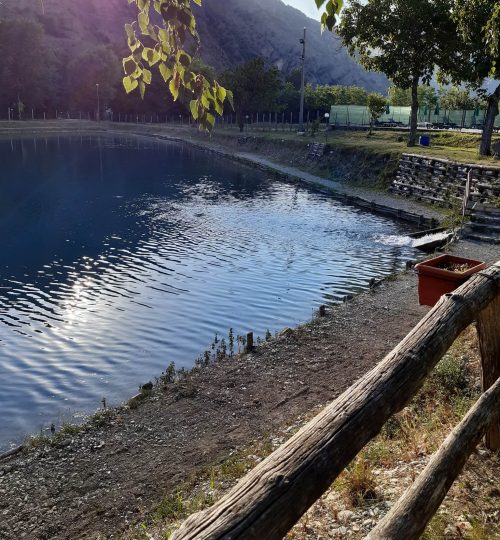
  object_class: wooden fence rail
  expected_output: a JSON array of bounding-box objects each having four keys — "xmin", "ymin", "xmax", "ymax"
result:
[{"xmin": 172, "ymin": 262, "xmax": 500, "ymax": 540}]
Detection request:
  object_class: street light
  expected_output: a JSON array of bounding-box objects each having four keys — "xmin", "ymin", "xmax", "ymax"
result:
[
  {"xmin": 96, "ymin": 83, "xmax": 100, "ymax": 121},
  {"xmin": 298, "ymin": 27, "xmax": 306, "ymax": 134},
  {"xmin": 324, "ymin": 113, "xmax": 330, "ymax": 142}
]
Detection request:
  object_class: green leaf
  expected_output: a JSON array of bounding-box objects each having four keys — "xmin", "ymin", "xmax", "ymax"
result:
[
  {"xmin": 123, "ymin": 56, "xmax": 137, "ymax": 75},
  {"xmin": 159, "ymin": 62, "xmax": 172, "ymax": 82},
  {"xmin": 169, "ymin": 74, "xmax": 180, "ymax": 101},
  {"xmin": 138, "ymin": 11, "xmax": 149, "ymax": 34},
  {"xmin": 123, "ymin": 76, "xmax": 139, "ymax": 94},
  {"xmin": 206, "ymin": 112, "xmax": 215, "ymax": 127},
  {"xmin": 189, "ymin": 99, "xmax": 199, "ymax": 120},
  {"xmin": 142, "ymin": 68, "xmax": 152, "ymax": 84},
  {"xmin": 124, "ymin": 23, "xmax": 135, "ymax": 39}
]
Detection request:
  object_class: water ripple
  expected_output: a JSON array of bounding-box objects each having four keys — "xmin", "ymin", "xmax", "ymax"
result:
[{"xmin": 0, "ymin": 134, "xmax": 418, "ymax": 449}]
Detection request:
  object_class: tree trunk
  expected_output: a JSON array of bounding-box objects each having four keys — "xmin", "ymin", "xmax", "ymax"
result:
[
  {"xmin": 480, "ymin": 83, "xmax": 500, "ymax": 156},
  {"xmin": 408, "ymin": 76, "xmax": 419, "ymax": 147}
]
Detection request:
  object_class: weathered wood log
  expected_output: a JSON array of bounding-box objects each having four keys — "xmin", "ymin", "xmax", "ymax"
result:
[
  {"xmin": 366, "ymin": 377, "xmax": 500, "ymax": 540},
  {"xmin": 477, "ymin": 295, "xmax": 500, "ymax": 450},
  {"xmin": 172, "ymin": 263, "xmax": 499, "ymax": 540}
]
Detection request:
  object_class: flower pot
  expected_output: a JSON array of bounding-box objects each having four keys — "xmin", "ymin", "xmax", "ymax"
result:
[{"xmin": 414, "ymin": 254, "xmax": 486, "ymax": 307}]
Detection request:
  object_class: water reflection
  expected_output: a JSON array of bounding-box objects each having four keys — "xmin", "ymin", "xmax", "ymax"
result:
[{"xmin": 0, "ymin": 135, "xmax": 417, "ymax": 449}]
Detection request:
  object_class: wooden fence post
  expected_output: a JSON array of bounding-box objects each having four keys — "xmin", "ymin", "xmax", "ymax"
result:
[
  {"xmin": 245, "ymin": 332, "xmax": 254, "ymax": 353},
  {"xmin": 476, "ymin": 294, "xmax": 500, "ymax": 450}
]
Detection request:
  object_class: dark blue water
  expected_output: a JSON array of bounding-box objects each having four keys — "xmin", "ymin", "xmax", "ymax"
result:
[{"xmin": 0, "ymin": 134, "xmax": 417, "ymax": 449}]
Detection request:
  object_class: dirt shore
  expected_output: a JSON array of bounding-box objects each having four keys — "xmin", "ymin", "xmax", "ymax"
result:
[{"xmin": 1, "ymin": 123, "xmax": 498, "ymax": 539}]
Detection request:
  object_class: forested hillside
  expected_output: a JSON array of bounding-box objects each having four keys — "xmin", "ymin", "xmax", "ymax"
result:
[{"xmin": 0, "ymin": 0, "xmax": 387, "ymax": 116}]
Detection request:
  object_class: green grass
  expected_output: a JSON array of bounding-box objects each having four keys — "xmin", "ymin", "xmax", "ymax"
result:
[{"xmin": 207, "ymin": 126, "xmax": 500, "ymax": 165}]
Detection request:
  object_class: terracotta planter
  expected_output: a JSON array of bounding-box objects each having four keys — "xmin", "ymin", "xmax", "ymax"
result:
[{"xmin": 415, "ymin": 254, "xmax": 486, "ymax": 307}]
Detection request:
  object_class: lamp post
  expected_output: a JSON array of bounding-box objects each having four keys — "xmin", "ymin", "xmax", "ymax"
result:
[
  {"xmin": 324, "ymin": 113, "xmax": 330, "ymax": 142},
  {"xmin": 298, "ymin": 27, "xmax": 306, "ymax": 134},
  {"xmin": 96, "ymin": 83, "xmax": 100, "ymax": 121}
]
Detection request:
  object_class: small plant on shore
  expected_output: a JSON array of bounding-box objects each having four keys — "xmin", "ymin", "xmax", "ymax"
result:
[
  {"xmin": 339, "ymin": 457, "xmax": 378, "ymax": 507},
  {"xmin": 161, "ymin": 361, "xmax": 177, "ymax": 384},
  {"xmin": 228, "ymin": 328, "xmax": 234, "ymax": 356},
  {"xmin": 91, "ymin": 409, "xmax": 114, "ymax": 429}
]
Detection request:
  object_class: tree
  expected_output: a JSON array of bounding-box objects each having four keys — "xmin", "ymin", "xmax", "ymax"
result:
[
  {"xmin": 388, "ymin": 86, "xmax": 411, "ymax": 106},
  {"xmin": 419, "ymin": 86, "xmax": 438, "ymax": 122},
  {"xmin": 220, "ymin": 58, "xmax": 282, "ymax": 132},
  {"xmin": 366, "ymin": 92, "xmax": 387, "ymax": 133},
  {"xmin": 336, "ymin": 0, "xmax": 460, "ymax": 146},
  {"xmin": 279, "ymin": 82, "xmax": 300, "ymax": 114},
  {"xmin": 285, "ymin": 68, "xmax": 302, "ymax": 91},
  {"xmin": 439, "ymin": 86, "xmax": 478, "ymax": 127},
  {"xmin": 67, "ymin": 46, "xmax": 121, "ymax": 114},
  {"xmin": 442, "ymin": 0, "xmax": 500, "ymax": 155},
  {"xmin": 305, "ymin": 84, "xmax": 369, "ymax": 113},
  {"xmin": 0, "ymin": 19, "xmax": 57, "ymax": 117}
]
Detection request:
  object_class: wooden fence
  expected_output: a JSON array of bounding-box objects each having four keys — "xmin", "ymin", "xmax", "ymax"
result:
[{"xmin": 172, "ymin": 262, "xmax": 500, "ymax": 540}]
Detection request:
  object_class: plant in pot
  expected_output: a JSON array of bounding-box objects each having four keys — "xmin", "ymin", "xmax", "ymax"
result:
[{"xmin": 414, "ymin": 254, "xmax": 486, "ymax": 307}]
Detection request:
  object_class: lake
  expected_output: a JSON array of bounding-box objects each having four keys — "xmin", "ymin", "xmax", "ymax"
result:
[{"xmin": 0, "ymin": 134, "xmax": 417, "ymax": 449}]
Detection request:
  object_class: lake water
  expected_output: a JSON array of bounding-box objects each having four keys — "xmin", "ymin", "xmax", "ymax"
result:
[{"xmin": 0, "ymin": 134, "xmax": 418, "ymax": 449}]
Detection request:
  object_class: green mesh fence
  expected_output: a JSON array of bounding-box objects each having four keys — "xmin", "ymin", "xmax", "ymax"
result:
[{"xmin": 329, "ymin": 105, "xmax": 500, "ymax": 128}]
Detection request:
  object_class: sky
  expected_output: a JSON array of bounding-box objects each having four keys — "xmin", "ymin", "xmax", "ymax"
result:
[{"xmin": 283, "ymin": 0, "xmax": 321, "ymax": 20}]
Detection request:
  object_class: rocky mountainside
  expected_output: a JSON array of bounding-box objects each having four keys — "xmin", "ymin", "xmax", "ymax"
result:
[{"xmin": 4, "ymin": 0, "xmax": 388, "ymax": 91}]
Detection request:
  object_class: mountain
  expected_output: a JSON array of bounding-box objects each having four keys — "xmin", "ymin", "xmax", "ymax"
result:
[{"xmin": 3, "ymin": 0, "xmax": 388, "ymax": 92}]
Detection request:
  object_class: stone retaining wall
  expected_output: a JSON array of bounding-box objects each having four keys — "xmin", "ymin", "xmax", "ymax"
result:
[{"xmin": 391, "ymin": 154, "xmax": 500, "ymax": 207}]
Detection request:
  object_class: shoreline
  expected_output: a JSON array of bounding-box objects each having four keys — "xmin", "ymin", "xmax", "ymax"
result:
[
  {"xmin": 2, "ymin": 122, "xmax": 444, "ymax": 227},
  {"xmin": 0, "ymin": 123, "xmax": 440, "ymax": 455}
]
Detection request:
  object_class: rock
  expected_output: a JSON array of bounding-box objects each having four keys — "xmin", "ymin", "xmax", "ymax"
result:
[
  {"xmin": 279, "ymin": 328, "xmax": 294, "ymax": 339},
  {"xmin": 337, "ymin": 510, "xmax": 355, "ymax": 523},
  {"xmin": 141, "ymin": 382, "xmax": 153, "ymax": 391}
]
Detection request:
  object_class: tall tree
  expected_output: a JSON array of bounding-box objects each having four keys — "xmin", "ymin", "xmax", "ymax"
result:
[
  {"xmin": 220, "ymin": 58, "xmax": 282, "ymax": 132},
  {"xmin": 67, "ymin": 46, "xmax": 121, "ymax": 114},
  {"xmin": 0, "ymin": 19, "xmax": 57, "ymax": 117},
  {"xmin": 442, "ymin": 0, "xmax": 500, "ymax": 155},
  {"xmin": 335, "ymin": 0, "xmax": 460, "ymax": 146}
]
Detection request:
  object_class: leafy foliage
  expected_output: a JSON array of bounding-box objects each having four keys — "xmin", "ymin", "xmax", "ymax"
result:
[
  {"xmin": 0, "ymin": 18, "xmax": 57, "ymax": 116},
  {"xmin": 445, "ymin": 0, "xmax": 500, "ymax": 154},
  {"xmin": 219, "ymin": 58, "xmax": 283, "ymax": 131},
  {"xmin": 367, "ymin": 92, "xmax": 387, "ymax": 125},
  {"xmin": 123, "ymin": 0, "xmax": 233, "ymax": 131},
  {"xmin": 67, "ymin": 46, "xmax": 121, "ymax": 111},
  {"xmin": 315, "ymin": 0, "xmax": 344, "ymax": 31},
  {"xmin": 305, "ymin": 84, "xmax": 369, "ymax": 113},
  {"xmin": 336, "ymin": 0, "xmax": 461, "ymax": 145}
]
